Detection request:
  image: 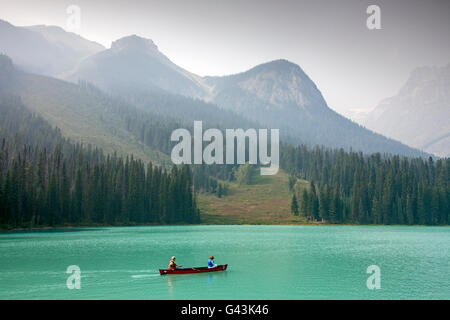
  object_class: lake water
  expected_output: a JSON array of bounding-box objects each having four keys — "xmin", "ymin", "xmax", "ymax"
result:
[{"xmin": 0, "ymin": 225, "xmax": 448, "ymax": 300}]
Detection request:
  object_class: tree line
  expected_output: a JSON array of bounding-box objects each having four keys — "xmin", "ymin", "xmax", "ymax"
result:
[
  {"xmin": 0, "ymin": 95, "xmax": 199, "ymax": 228},
  {"xmin": 283, "ymin": 145, "xmax": 449, "ymax": 225}
]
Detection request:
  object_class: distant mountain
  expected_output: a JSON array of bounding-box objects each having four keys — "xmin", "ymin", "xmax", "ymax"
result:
[
  {"xmin": 364, "ymin": 64, "xmax": 450, "ymax": 157},
  {"xmin": 0, "ymin": 19, "xmax": 104, "ymax": 77},
  {"xmin": 340, "ymin": 108, "xmax": 373, "ymax": 124},
  {"xmin": 67, "ymin": 35, "xmax": 424, "ymax": 157},
  {"xmin": 204, "ymin": 60, "xmax": 425, "ymax": 156},
  {"xmin": 26, "ymin": 24, "xmax": 104, "ymax": 72},
  {"xmin": 67, "ymin": 35, "xmax": 208, "ymax": 98}
]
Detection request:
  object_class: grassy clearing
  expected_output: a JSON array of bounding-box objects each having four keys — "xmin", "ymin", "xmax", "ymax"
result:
[{"xmin": 198, "ymin": 169, "xmax": 310, "ymax": 225}]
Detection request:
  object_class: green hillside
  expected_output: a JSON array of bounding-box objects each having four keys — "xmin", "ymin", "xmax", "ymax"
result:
[
  {"xmin": 20, "ymin": 74, "xmax": 170, "ymax": 164},
  {"xmin": 198, "ymin": 170, "xmax": 309, "ymax": 224},
  {"xmin": 0, "ymin": 57, "xmax": 169, "ymax": 165}
]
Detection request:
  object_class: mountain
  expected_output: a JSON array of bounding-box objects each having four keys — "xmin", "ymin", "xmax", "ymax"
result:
[
  {"xmin": 26, "ymin": 24, "xmax": 104, "ymax": 73},
  {"xmin": 67, "ymin": 35, "xmax": 425, "ymax": 156},
  {"xmin": 205, "ymin": 60, "xmax": 327, "ymax": 114},
  {"xmin": 67, "ymin": 35, "xmax": 208, "ymax": 98},
  {"xmin": 0, "ymin": 54, "xmax": 168, "ymax": 164},
  {"xmin": 205, "ymin": 60, "xmax": 426, "ymax": 156},
  {"xmin": 364, "ymin": 64, "xmax": 450, "ymax": 157},
  {"xmin": 26, "ymin": 25, "xmax": 104, "ymax": 55},
  {"xmin": 0, "ymin": 19, "xmax": 104, "ymax": 77}
]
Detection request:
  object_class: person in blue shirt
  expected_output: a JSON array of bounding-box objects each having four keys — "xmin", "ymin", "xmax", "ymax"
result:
[{"xmin": 208, "ymin": 256, "xmax": 217, "ymax": 268}]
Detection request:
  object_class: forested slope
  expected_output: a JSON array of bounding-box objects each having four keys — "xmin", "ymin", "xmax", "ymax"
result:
[{"xmin": 0, "ymin": 93, "xmax": 199, "ymax": 228}]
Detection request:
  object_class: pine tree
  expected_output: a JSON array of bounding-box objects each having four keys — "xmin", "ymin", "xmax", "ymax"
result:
[{"xmin": 291, "ymin": 194, "xmax": 299, "ymax": 216}]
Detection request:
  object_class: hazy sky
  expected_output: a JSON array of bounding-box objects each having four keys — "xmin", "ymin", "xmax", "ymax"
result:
[{"xmin": 1, "ymin": 0, "xmax": 449, "ymax": 114}]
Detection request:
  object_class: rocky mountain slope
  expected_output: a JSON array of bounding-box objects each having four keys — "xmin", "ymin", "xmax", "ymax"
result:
[{"xmin": 364, "ymin": 64, "xmax": 450, "ymax": 157}]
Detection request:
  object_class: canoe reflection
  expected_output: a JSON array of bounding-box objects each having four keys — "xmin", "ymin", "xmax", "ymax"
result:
[{"xmin": 165, "ymin": 270, "xmax": 228, "ymax": 296}]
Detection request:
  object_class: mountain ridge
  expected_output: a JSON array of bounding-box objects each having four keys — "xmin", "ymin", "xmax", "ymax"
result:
[
  {"xmin": 0, "ymin": 19, "xmax": 103, "ymax": 77},
  {"xmin": 364, "ymin": 64, "xmax": 450, "ymax": 157},
  {"xmin": 67, "ymin": 34, "xmax": 209, "ymax": 99},
  {"xmin": 65, "ymin": 34, "xmax": 426, "ymax": 156},
  {"xmin": 0, "ymin": 19, "xmax": 430, "ymax": 157}
]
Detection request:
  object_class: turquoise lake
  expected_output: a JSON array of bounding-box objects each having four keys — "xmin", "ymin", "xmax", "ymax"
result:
[{"xmin": 0, "ymin": 225, "xmax": 448, "ymax": 299}]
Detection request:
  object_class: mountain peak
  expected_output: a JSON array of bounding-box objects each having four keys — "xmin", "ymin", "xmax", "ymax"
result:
[
  {"xmin": 365, "ymin": 63, "xmax": 450, "ymax": 157},
  {"xmin": 208, "ymin": 58, "xmax": 324, "ymax": 111},
  {"xmin": 255, "ymin": 59, "xmax": 306, "ymax": 74},
  {"xmin": 111, "ymin": 35, "xmax": 158, "ymax": 52},
  {"xmin": 399, "ymin": 63, "xmax": 450, "ymax": 96},
  {"xmin": 410, "ymin": 64, "xmax": 450, "ymax": 80},
  {"xmin": 265, "ymin": 59, "xmax": 300, "ymax": 68}
]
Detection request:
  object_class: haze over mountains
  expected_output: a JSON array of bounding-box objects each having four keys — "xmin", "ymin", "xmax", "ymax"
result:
[
  {"xmin": 363, "ymin": 64, "xmax": 450, "ymax": 157},
  {"xmin": 65, "ymin": 34, "xmax": 424, "ymax": 156},
  {"xmin": 0, "ymin": 19, "xmax": 104, "ymax": 77},
  {"xmin": 66, "ymin": 35, "xmax": 208, "ymax": 99},
  {"xmin": 0, "ymin": 54, "xmax": 169, "ymax": 164},
  {"xmin": 0, "ymin": 19, "xmax": 433, "ymax": 158}
]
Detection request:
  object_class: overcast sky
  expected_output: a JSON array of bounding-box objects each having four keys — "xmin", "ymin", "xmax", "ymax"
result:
[{"xmin": 1, "ymin": 0, "xmax": 449, "ymax": 115}]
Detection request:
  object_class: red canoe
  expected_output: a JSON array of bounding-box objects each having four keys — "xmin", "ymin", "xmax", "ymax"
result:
[{"xmin": 159, "ymin": 264, "xmax": 228, "ymax": 275}]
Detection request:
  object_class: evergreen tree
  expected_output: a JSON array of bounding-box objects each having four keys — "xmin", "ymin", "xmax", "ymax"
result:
[{"xmin": 291, "ymin": 194, "xmax": 299, "ymax": 216}]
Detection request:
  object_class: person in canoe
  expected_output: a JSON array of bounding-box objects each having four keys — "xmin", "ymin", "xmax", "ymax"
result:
[
  {"xmin": 169, "ymin": 256, "xmax": 182, "ymax": 270},
  {"xmin": 208, "ymin": 256, "xmax": 217, "ymax": 268}
]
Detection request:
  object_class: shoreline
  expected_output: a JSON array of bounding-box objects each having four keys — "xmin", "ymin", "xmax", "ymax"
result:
[{"xmin": 1, "ymin": 222, "xmax": 447, "ymax": 232}]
